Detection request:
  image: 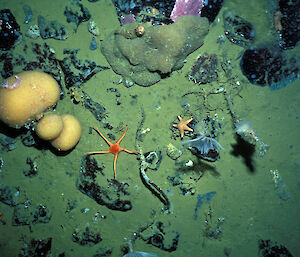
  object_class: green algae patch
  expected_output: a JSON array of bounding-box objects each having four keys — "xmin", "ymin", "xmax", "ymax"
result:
[{"xmin": 101, "ymin": 16, "xmax": 209, "ymax": 86}]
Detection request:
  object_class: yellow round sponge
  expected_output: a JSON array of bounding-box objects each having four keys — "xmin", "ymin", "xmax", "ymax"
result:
[
  {"xmin": 36, "ymin": 114, "xmax": 64, "ymax": 140},
  {"xmin": 0, "ymin": 71, "xmax": 60, "ymax": 128},
  {"xmin": 50, "ymin": 114, "xmax": 82, "ymax": 151}
]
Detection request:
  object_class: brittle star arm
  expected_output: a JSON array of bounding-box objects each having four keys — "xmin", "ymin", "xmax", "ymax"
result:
[
  {"xmin": 113, "ymin": 153, "xmax": 119, "ymax": 179},
  {"xmin": 93, "ymin": 128, "xmax": 112, "ymax": 146},
  {"xmin": 86, "ymin": 150, "xmax": 111, "ymax": 155},
  {"xmin": 122, "ymin": 149, "xmax": 139, "ymax": 154},
  {"xmin": 116, "ymin": 125, "xmax": 128, "ymax": 144}
]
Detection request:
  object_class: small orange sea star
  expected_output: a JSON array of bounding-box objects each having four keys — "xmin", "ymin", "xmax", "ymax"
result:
[
  {"xmin": 86, "ymin": 125, "xmax": 138, "ymax": 179},
  {"xmin": 173, "ymin": 116, "xmax": 193, "ymax": 138}
]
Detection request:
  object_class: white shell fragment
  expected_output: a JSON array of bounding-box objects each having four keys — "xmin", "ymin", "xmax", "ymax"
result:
[
  {"xmin": 166, "ymin": 143, "xmax": 182, "ymax": 160},
  {"xmin": 87, "ymin": 21, "xmax": 100, "ymax": 36},
  {"xmin": 25, "ymin": 24, "xmax": 40, "ymax": 39}
]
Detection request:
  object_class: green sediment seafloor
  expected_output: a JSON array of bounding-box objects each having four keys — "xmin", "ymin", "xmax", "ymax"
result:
[{"xmin": 0, "ymin": 0, "xmax": 299, "ymax": 256}]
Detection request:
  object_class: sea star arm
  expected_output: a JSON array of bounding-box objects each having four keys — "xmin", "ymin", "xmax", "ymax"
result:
[
  {"xmin": 93, "ymin": 128, "xmax": 112, "ymax": 146},
  {"xmin": 185, "ymin": 125, "xmax": 193, "ymax": 132},
  {"xmin": 116, "ymin": 125, "xmax": 128, "ymax": 144},
  {"xmin": 122, "ymin": 149, "xmax": 139, "ymax": 154},
  {"xmin": 86, "ymin": 150, "xmax": 111, "ymax": 155},
  {"xmin": 113, "ymin": 153, "xmax": 118, "ymax": 179}
]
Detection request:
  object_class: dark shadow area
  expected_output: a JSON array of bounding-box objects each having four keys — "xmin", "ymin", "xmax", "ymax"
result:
[
  {"xmin": 231, "ymin": 134, "xmax": 256, "ymax": 172},
  {"xmin": 0, "ymin": 120, "xmax": 25, "ymax": 138}
]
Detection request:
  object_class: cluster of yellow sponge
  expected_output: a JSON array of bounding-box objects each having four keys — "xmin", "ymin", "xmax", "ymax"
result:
[
  {"xmin": 0, "ymin": 71, "xmax": 81, "ymax": 151},
  {"xmin": 36, "ymin": 113, "xmax": 81, "ymax": 151}
]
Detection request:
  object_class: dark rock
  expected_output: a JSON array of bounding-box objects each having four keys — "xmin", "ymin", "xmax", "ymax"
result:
[
  {"xmin": 24, "ymin": 43, "xmax": 65, "ymax": 96},
  {"xmin": 38, "ymin": 15, "xmax": 69, "ymax": 40},
  {"xmin": 0, "ymin": 186, "xmax": 20, "ymax": 206},
  {"xmin": 0, "ymin": 52, "xmax": 14, "ymax": 78},
  {"xmin": 20, "ymin": 131, "xmax": 36, "ymax": 147},
  {"xmin": 23, "ymin": 4, "xmax": 33, "ymax": 24},
  {"xmin": 0, "ymin": 135, "xmax": 17, "ymax": 151},
  {"xmin": 0, "ymin": 9, "xmax": 21, "ymax": 51},
  {"xmin": 20, "ymin": 238, "xmax": 52, "ymax": 257},
  {"xmin": 64, "ymin": 0, "xmax": 91, "ymax": 29},
  {"xmin": 201, "ymin": 0, "xmax": 224, "ymax": 23},
  {"xmin": 93, "ymin": 247, "xmax": 113, "ymax": 257},
  {"xmin": 258, "ymin": 239, "xmax": 293, "ymax": 257},
  {"xmin": 240, "ymin": 46, "xmax": 299, "ymax": 88},
  {"xmin": 223, "ymin": 9, "xmax": 255, "ymax": 47},
  {"xmin": 77, "ymin": 156, "xmax": 132, "ymax": 211},
  {"xmin": 113, "ymin": 0, "xmax": 140, "ymax": 15},
  {"xmin": 81, "ymin": 91, "xmax": 107, "ymax": 122},
  {"xmin": 65, "ymin": 199, "xmax": 78, "ymax": 213},
  {"xmin": 72, "ymin": 226, "xmax": 102, "ymax": 246},
  {"xmin": 0, "ymin": 42, "xmax": 65, "ymax": 94},
  {"xmin": 113, "ymin": 0, "xmax": 223, "ymax": 26},
  {"xmin": 167, "ymin": 175, "xmax": 183, "ymax": 187},
  {"xmin": 112, "ymin": 0, "xmax": 174, "ymax": 25},
  {"xmin": 23, "ymin": 157, "xmax": 38, "ymax": 177},
  {"xmin": 13, "ymin": 203, "xmax": 52, "ymax": 225},
  {"xmin": 278, "ymin": 0, "xmax": 300, "ymax": 50},
  {"xmin": 58, "ymin": 48, "xmax": 110, "ymax": 88}
]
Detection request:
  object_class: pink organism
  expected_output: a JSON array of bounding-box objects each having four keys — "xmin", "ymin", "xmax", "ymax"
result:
[
  {"xmin": 171, "ymin": 0, "xmax": 204, "ymax": 21},
  {"xmin": 0, "ymin": 75, "xmax": 22, "ymax": 90},
  {"xmin": 120, "ymin": 14, "xmax": 136, "ymax": 25}
]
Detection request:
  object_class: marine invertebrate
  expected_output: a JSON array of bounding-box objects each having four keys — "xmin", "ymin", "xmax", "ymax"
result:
[
  {"xmin": 273, "ymin": 11, "xmax": 282, "ymax": 31},
  {"xmin": 0, "ymin": 75, "xmax": 21, "ymax": 90},
  {"xmin": 182, "ymin": 132, "xmax": 223, "ymax": 155},
  {"xmin": 234, "ymin": 120, "xmax": 258, "ymax": 144},
  {"xmin": 135, "ymin": 24, "xmax": 145, "ymax": 37},
  {"xmin": 0, "ymin": 71, "xmax": 60, "ymax": 128},
  {"xmin": 173, "ymin": 116, "xmax": 193, "ymax": 137},
  {"xmin": 186, "ymin": 53, "xmax": 218, "ymax": 84},
  {"xmin": 35, "ymin": 113, "xmax": 64, "ymax": 141},
  {"xmin": 171, "ymin": 0, "xmax": 204, "ymax": 21},
  {"xmin": 86, "ymin": 125, "xmax": 138, "ymax": 179},
  {"xmin": 101, "ymin": 15, "xmax": 209, "ymax": 86},
  {"xmin": 120, "ymin": 14, "xmax": 136, "ymax": 25},
  {"xmin": 50, "ymin": 114, "xmax": 82, "ymax": 151}
]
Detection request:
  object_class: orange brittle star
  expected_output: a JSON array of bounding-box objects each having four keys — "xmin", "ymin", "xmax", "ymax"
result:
[{"xmin": 86, "ymin": 125, "xmax": 139, "ymax": 179}]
